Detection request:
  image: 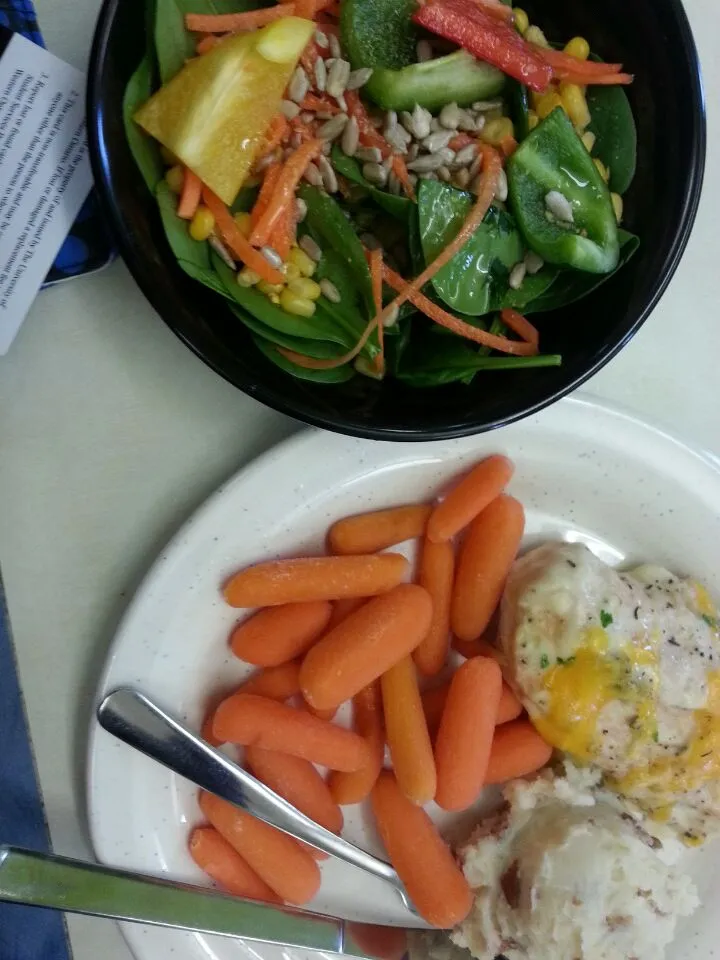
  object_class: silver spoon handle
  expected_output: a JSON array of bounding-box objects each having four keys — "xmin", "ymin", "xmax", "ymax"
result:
[{"xmin": 98, "ymin": 688, "xmax": 403, "ymax": 893}]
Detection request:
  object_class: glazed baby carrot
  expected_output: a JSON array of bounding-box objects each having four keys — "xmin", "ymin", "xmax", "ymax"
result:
[
  {"xmin": 328, "ymin": 683, "xmax": 384, "ymax": 806},
  {"xmin": 452, "ymin": 495, "xmax": 525, "ymax": 642},
  {"xmin": 239, "ymin": 661, "xmax": 302, "ymax": 700},
  {"xmin": 304, "ymin": 702, "xmax": 338, "ymax": 722},
  {"xmin": 213, "ymin": 694, "xmax": 371, "ymax": 771},
  {"xmin": 189, "ymin": 826, "xmax": 281, "ymax": 902},
  {"xmin": 452, "ymin": 637, "xmax": 502, "ymax": 661},
  {"xmin": 484, "ymin": 719, "xmax": 553, "ymax": 785},
  {"xmin": 345, "ymin": 924, "xmax": 407, "ymax": 960},
  {"xmin": 245, "ymin": 745, "xmax": 344, "ymax": 834},
  {"xmin": 427, "ymin": 454, "xmax": 514, "ymax": 543},
  {"xmin": 435, "ymin": 657, "xmax": 502, "ymax": 811},
  {"xmin": 326, "ymin": 597, "xmax": 366, "ymax": 630},
  {"xmin": 414, "ymin": 538, "xmax": 454, "ymax": 676},
  {"xmin": 230, "ymin": 600, "xmax": 332, "ymax": 666},
  {"xmin": 422, "ymin": 679, "xmax": 523, "ymax": 738},
  {"xmin": 300, "ymin": 584, "xmax": 433, "ymax": 710},
  {"xmin": 328, "ymin": 505, "xmax": 432, "ymax": 555},
  {"xmin": 223, "ymin": 553, "xmax": 408, "ymax": 608},
  {"xmin": 199, "ymin": 791, "xmax": 320, "ymax": 904},
  {"xmin": 371, "ymin": 772, "xmax": 473, "ymax": 928},
  {"xmin": 381, "ymin": 656, "xmax": 436, "ymax": 805}
]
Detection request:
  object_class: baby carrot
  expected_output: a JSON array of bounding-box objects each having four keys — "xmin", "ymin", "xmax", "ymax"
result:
[
  {"xmin": 414, "ymin": 539, "xmax": 454, "ymax": 676},
  {"xmin": 435, "ymin": 657, "xmax": 502, "ymax": 811},
  {"xmin": 230, "ymin": 600, "xmax": 332, "ymax": 666},
  {"xmin": 453, "ymin": 637, "xmax": 501, "ymax": 660},
  {"xmin": 177, "ymin": 168, "xmax": 202, "ymax": 219},
  {"xmin": 213, "ymin": 694, "xmax": 371, "ymax": 771},
  {"xmin": 199, "ymin": 792, "xmax": 320, "ymax": 905},
  {"xmin": 327, "ymin": 597, "xmax": 366, "ymax": 630},
  {"xmin": 189, "ymin": 826, "xmax": 281, "ymax": 902},
  {"xmin": 484, "ymin": 719, "xmax": 553, "ymax": 785},
  {"xmin": 304, "ymin": 702, "xmax": 338, "ymax": 722},
  {"xmin": 245, "ymin": 745, "xmax": 343, "ymax": 834},
  {"xmin": 223, "ymin": 554, "xmax": 408, "ymax": 608},
  {"xmin": 239, "ymin": 661, "xmax": 302, "ymax": 700},
  {"xmin": 300, "ymin": 584, "xmax": 433, "ymax": 711},
  {"xmin": 328, "ymin": 505, "xmax": 432, "ymax": 555},
  {"xmin": 423, "ymin": 679, "xmax": 523, "ymax": 738},
  {"xmin": 371, "ymin": 772, "xmax": 473, "ymax": 928},
  {"xmin": 427, "ymin": 455, "xmax": 514, "ymax": 543},
  {"xmin": 345, "ymin": 923, "xmax": 407, "ymax": 960},
  {"xmin": 328, "ymin": 683, "xmax": 385, "ymax": 805},
  {"xmin": 382, "ymin": 656, "xmax": 436, "ymax": 805},
  {"xmin": 452, "ymin": 495, "xmax": 525, "ymax": 642}
]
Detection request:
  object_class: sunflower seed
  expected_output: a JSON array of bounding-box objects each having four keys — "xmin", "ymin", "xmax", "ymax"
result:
[
  {"xmin": 422, "ymin": 128, "xmax": 454, "ymax": 152},
  {"xmin": 418, "ymin": 171, "xmax": 438, "ymax": 180},
  {"xmin": 388, "ymin": 172, "xmax": 401, "ymax": 195},
  {"xmin": 326, "ymin": 58, "xmax": 351, "ymax": 97},
  {"xmin": 363, "ymin": 161, "xmax": 388, "ymax": 185},
  {"xmin": 525, "ymin": 250, "xmax": 544, "ymax": 274},
  {"xmin": 208, "ymin": 236, "xmax": 235, "ymax": 269},
  {"xmin": 299, "ymin": 234, "xmax": 323, "ymax": 261},
  {"xmin": 280, "ymin": 99, "xmax": 301, "ymax": 119},
  {"xmin": 288, "ymin": 66, "xmax": 309, "ymax": 104},
  {"xmin": 382, "ymin": 152, "xmax": 394, "ymax": 172},
  {"xmin": 356, "ymin": 146, "xmax": 383, "ymax": 163},
  {"xmin": 473, "ymin": 99, "xmax": 504, "ymax": 112},
  {"xmin": 346, "ymin": 67, "xmax": 373, "ymax": 90},
  {"xmin": 439, "ymin": 102, "xmax": 461, "ymax": 130},
  {"xmin": 335, "ymin": 93, "xmax": 348, "ymax": 112},
  {"xmin": 384, "ymin": 109, "xmax": 398, "ymax": 135},
  {"xmin": 495, "ymin": 167, "xmax": 508, "ymax": 202},
  {"xmin": 416, "ymin": 39, "xmax": 433, "ymax": 62},
  {"xmin": 341, "ymin": 115, "xmax": 360, "ymax": 156},
  {"xmin": 408, "ymin": 153, "xmax": 445, "ymax": 172},
  {"xmin": 317, "ymin": 110, "xmax": 335, "ymax": 120},
  {"xmin": 400, "ymin": 110, "xmax": 414, "ymax": 134},
  {"xmin": 321, "ymin": 140, "xmax": 332, "ymax": 156},
  {"xmin": 453, "ymin": 167, "xmax": 471, "ymax": 189},
  {"xmin": 469, "ymin": 174, "xmax": 482, "ymax": 194},
  {"xmin": 318, "ymin": 113, "xmax": 348, "ymax": 140},
  {"xmin": 468, "ymin": 154, "xmax": 483, "ymax": 179},
  {"xmin": 320, "ymin": 278, "xmax": 341, "ymax": 302},
  {"xmin": 295, "ymin": 197, "xmax": 308, "ymax": 223},
  {"xmin": 509, "ymin": 262, "xmax": 526, "ymax": 290},
  {"xmin": 329, "ymin": 32, "xmax": 342, "ymax": 59},
  {"xmin": 386, "ymin": 125, "xmax": 411, "ymax": 153},
  {"xmin": 437, "ymin": 146, "xmax": 455, "ymax": 164},
  {"xmin": 315, "ymin": 29, "xmax": 329, "ymax": 48},
  {"xmin": 301, "ymin": 111, "xmax": 314, "ymax": 124},
  {"xmin": 429, "ymin": 117, "xmax": 442, "ymax": 133},
  {"xmin": 473, "ymin": 114, "xmax": 486, "ymax": 134},
  {"xmin": 407, "ymin": 142, "xmax": 420, "ymax": 162},
  {"xmin": 303, "ymin": 162, "xmax": 324, "ymax": 187},
  {"xmin": 314, "ymin": 56, "xmax": 327, "ymax": 92},
  {"xmin": 437, "ymin": 165, "xmax": 452, "ymax": 182},
  {"xmin": 453, "ymin": 143, "xmax": 477, "ymax": 167},
  {"xmin": 457, "ymin": 109, "xmax": 478, "ymax": 132},
  {"xmin": 317, "ymin": 154, "xmax": 338, "ymax": 193},
  {"xmin": 410, "ymin": 103, "xmax": 431, "ymax": 140},
  {"xmin": 545, "ymin": 190, "xmax": 574, "ymax": 223},
  {"xmin": 261, "ymin": 246, "xmax": 283, "ymax": 269},
  {"xmin": 383, "ymin": 304, "xmax": 400, "ymax": 327}
]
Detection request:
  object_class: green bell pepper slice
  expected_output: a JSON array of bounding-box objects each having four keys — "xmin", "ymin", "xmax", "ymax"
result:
[{"xmin": 507, "ymin": 107, "xmax": 620, "ymax": 275}]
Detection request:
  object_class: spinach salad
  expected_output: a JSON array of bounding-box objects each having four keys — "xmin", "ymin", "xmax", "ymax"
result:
[{"xmin": 125, "ymin": 0, "xmax": 638, "ymax": 387}]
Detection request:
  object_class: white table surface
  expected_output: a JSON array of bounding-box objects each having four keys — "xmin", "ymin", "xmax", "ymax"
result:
[{"xmin": 0, "ymin": 0, "xmax": 717, "ymax": 956}]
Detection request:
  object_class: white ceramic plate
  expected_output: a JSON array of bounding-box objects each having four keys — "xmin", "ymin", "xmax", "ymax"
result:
[{"xmin": 88, "ymin": 394, "xmax": 720, "ymax": 960}]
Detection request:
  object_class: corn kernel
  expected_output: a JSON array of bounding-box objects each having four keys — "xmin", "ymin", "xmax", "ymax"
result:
[
  {"xmin": 279, "ymin": 289, "xmax": 316, "ymax": 317},
  {"xmin": 581, "ymin": 130, "xmax": 596, "ymax": 153},
  {"xmin": 536, "ymin": 91, "xmax": 564, "ymax": 121},
  {"xmin": 559, "ymin": 82, "xmax": 591, "ymax": 130},
  {"xmin": 481, "ymin": 116, "xmax": 515, "ymax": 145},
  {"xmin": 611, "ymin": 192, "xmax": 623, "ymax": 222},
  {"xmin": 524, "ymin": 25, "xmax": 549, "ymax": 47},
  {"xmin": 288, "ymin": 277, "xmax": 322, "ymax": 301},
  {"xmin": 564, "ymin": 36, "xmax": 590, "ymax": 60},
  {"xmin": 189, "ymin": 206, "xmax": 215, "ymax": 242},
  {"xmin": 237, "ymin": 267, "xmax": 261, "ymax": 287},
  {"xmin": 594, "ymin": 157, "xmax": 610, "ymax": 182},
  {"xmin": 287, "ymin": 246, "xmax": 316, "ymax": 277},
  {"xmin": 161, "ymin": 146, "xmax": 179, "ymax": 166},
  {"xmin": 528, "ymin": 110, "xmax": 539, "ymax": 131},
  {"xmin": 512, "ymin": 7, "xmax": 529, "ymax": 34},
  {"xmin": 233, "ymin": 212, "xmax": 253, "ymax": 237},
  {"xmin": 284, "ymin": 262, "xmax": 302, "ymax": 283},
  {"xmin": 258, "ymin": 280, "xmax": 286, "ymax": 302},
  {"xmin": 165, "ymin": 165, "xmax": 185, "ymax": 194}
]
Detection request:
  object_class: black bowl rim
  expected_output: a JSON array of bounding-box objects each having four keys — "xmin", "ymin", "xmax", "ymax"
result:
[{"xmin": 86, "ymin": 0, "xmax": 707, "ymax": 442}]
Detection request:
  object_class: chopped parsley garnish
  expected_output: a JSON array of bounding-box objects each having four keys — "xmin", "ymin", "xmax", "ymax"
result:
[
  {"xmin": 702, "ymin": 614, "xmax": 717, "ymax": 629},
  {"xmin": 556, "ymin": 655, "xmax": 576, "ymax": 665},
  {"xmin": 652, "ymin": 730, "xmax": 659, "ymax": 743},
  {"xmin": 540, "ymin": 653, "xmax": 549, "ymax": 669},
  {"xmin": 600, "ymin": 609, "xmax": 613, "ymax": 628}
]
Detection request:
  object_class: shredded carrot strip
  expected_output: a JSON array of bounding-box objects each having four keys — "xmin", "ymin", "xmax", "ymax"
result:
[
  {"xmin": 532, "ymin": 46, "xmax": 623, "ymax": 75},
  {"xmin": 279, "ymin": 315, "xmax": 380, "ymax": 370},
  {"xmin": 301, "ymin": 93, "xmax": 341, "ymax": 114},
  {"xmin": 300, "ymin": 41, "xmax": 319, "ymax": 72},
  {"xmin": 391, "ymin": 156, "xmax": 416, "ymax": 201},
  {"xmin": 499, "ymin": 134, "xmax": 518, "ymax": 158},
  {"xmin": 269, "ymin": 202, "xmax": 296, "ymax": 259},
  {"xmin": 251, "ymin": 164, "xmax": 282, "ymax": 228},
  {"xmin": 500, "ymin": 308, "xmax": 539, "ymax": 347},
  {"xmin": 368, "ymin": 248, "xmax": 384, "ymax": 374},
  {"xmin": 177, "ymin": 168, "xmax": 202, "ymax": 219},
  {"xmin": 250, "ymin": 139, "xmax": 323, "ymax": 247},
  {"xmin": 196, "ymin": 34, "xmax": 224, "ymax": 55},
  {"xmin": 383, "ymin": 265, "xmax": 537, "ymax": 356},
  {"xmin": 260, "ymin": 114, "xmax": 289, "ymax": 158},
  {"xmin": 186, "ymin": 5, "xmax": 294, "ymax": 32},
  {"xmin": 374, "ymin": 144, "xmax": 501, "ymax": 327},
  {"xmin": 345, "ymin": 92, "xmax": 415, "ymax": 200},
  {"xmin": 448, "ymin": 133, "xmax": 474, "ymax": 151},
  {"xmin": 555, "ymin": 70, "xmax": 633, "ymax": 85},
  {"xmin": 202, "ymin": 186, "xmax": 285, "ymax": 284}
]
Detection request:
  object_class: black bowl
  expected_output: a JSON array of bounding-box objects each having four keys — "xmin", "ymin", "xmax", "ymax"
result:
[{"xmin": 87, "ymin": 0, "xmax": 705, "ymax": 440}]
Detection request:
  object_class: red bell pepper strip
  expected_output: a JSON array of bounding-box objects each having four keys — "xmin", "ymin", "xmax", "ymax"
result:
[{"xmin": 413, "ymin": 0, "xmax": 552, "ymax": 92}]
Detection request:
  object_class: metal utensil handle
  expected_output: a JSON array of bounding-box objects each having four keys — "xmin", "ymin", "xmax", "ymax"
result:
[
  {"xmin": 98, "ymin": 688, "xmax": 402, "ymax": 891},
  {"xmin": 0, "ymin": 845, "xmax": 343, "ymax": 949}
]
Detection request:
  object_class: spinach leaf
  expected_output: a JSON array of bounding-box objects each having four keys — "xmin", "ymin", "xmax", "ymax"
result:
[
  {"xmin": 526, "ymin": 229, "xmax": 640, "ymax": 313},
  {"xmin": 124, "ymin": 55, "xmax": 164, "ymax": 194},
  {"xmin": 156, "ymin": 182, "xmax": 230, "ymax": 296},
  {"xmin": 418, "ymin": 180, "xmax": 524, "ymax": 316},
  {"xmin": 299, "ymin": 185, "xmax": 375, "ymax": 319},
  {"xmin": 154, "ymin": 0, "xmax": 194, "ymax": 84},
  {"xmin": 498, "ymin": 265, "xmax": 558, "ymax": 310},
  {"xmin": 341, "ymin": 0, "xmax": 417, "ymax": 71},
  {"xmin": 312, "ymin": 247, "xmax": 380, "ymax": 361},
  {"xmin": 212, "ymin": 253, "xmax": 355, "ymax": 344},
  {"xmin": 587, "ymin": 85, "xmax": 637, "ymax": 196},
  {"xmin": 508, "ymin": 80, "xmax": 531, "ymax": 142},
  {"xmin": 331, "ymin": 148, "xmax": 413, "ymax": 221},
  {"xmin": 253, "ymin": 335, "xmax": 354, "ymax": 383},
  {"xmin": 228, "ymin": 305, "xmax": 351, "ymax": 359}
]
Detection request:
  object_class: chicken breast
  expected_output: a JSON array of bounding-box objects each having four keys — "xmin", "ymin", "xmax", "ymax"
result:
[{"xmin": 499, "ymin": 542, "xmax": 720, "ymax": 841}]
